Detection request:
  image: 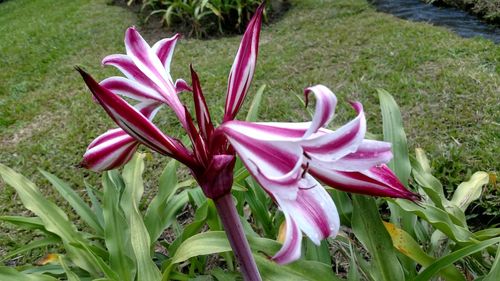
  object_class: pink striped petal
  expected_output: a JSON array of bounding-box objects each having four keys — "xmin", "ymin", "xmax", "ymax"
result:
[
  {"xmin": 221, "ymin": 122, "xmax": 303, "ymax": 200},
  {"xmin": 102, "ymin": 54, "xmax": 159, "ymax": 91},
  {"xmin": 223, "ymin": 4, "xmax": 264, "ymax": 121},
  {"xmin": 174, "ymin": 78, "xmax": 192, "ymax": 93},
  {"xmin": 82, "ymin": 128, "xmax": 138, "ymax": 172},
  {"xmin": 152, "ymin": 33, "xmax": 180, "ymax": 74},
  {"xmin": 124, "ymin": 28, "xmax": 188, "ymax": 127},
  {"xmin": 191, "ymin": 66, "xmax": 213, "ymax": 141},
  {"xmin": 309, "ymin": 162, "xmax": 419, "ymax": 200},
  {"xmin": 77, "ymin": 68, "xmax": 195, "ymax": 167},
  {"xmin": 221, "ymin": 120, "xmax": 308, "ymax": 142},
  {"xmin": 303, "ymin": 85, "xmax": 337, "ymax": 138},
  {"xmin": 276, "ymin": 175, "xmax": 339, "ymax": 245},
  {"xmin": 316, "ymin": 139, "xmax": 393, "ymax": 172},
  {"xmin": 301, "ymin": 102, "xmax": 366, "ymax": 161},
  {"xmin": 125, "ymin": 27, "xmax": 174, "ymax": 93},
  {"xmin": 100, "ymin": 77, "xmax": 165, "ymax": 102},
  {"xmin": 272, "ymin": 213, "xmax": 302, "ymax": 264}
]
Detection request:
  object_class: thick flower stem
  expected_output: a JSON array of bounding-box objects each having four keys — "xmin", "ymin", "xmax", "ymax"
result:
[{"xmin": 214, "ymin": 193, "xmax": 262, "ymax": 281}]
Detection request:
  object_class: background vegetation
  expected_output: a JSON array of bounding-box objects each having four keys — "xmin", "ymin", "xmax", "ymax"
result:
[
  {"xmin": 428, "ymin": 0, "xmax": 500, "ymax": 23},
  {"xmin": 0, "ymin": 0, "xmax": 498, "ymax": 260}
]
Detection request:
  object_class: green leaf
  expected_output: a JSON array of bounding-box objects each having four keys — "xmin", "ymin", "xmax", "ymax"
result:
[
  {"xmin": 0, "ymin": 164, "xmax": 100, "ymax": 276},
  {"xmin": 41, "ymin": 170, "xmax": 104, "ymax": 236},
  {"xmin": 121, "ymin": 153, "xmax": 162, "ymax": 281},
  {"xmin": 327, "ymin": 189, "xmax": 352, "ymax": 226},
  {"xmin": 483, "ymin": 245, "xmax": 500, "ymax": 281},
  {"xmin": 351, "ymin": 195, "xmax": 404, "ymax": 281},
  {"xmin": 0, "ymin": 236, "xmax": 59, "ymax": 262},
  {"xmin": 383, "ymin": 222, "xmax": 465, "ymax": 281},
  {"xmin": 378, "ymin": 88, "xmax": 416, "ymax": 241},
  {"xmin": 59, "ymin": 255, "xmax": 82, "ymax": 281},
  {"xmin": 411, "ymin": 150, "xmax": 447, "ymax": 209},
  {"xmin": 474, "ymin": 228, "xmax": 500, "ymax": 241},
  {"xmin": 413, "ymin": 237, "xmax": 500, "ymax": 281},
  {"xmin": 145, "ymin": 160, "xmax": 191, "ymax": 243},
  {"xmin": 170, "ymin": 231, "xmax": 338, "ymax": 281},
  {"xmin": 171, "ymin": 231, "xmax": 232, "ymax": 264},
  {"xmin": 450, "ymin": 171, "xmax": 490, "ymax": 211},
  {"xmin": 0, "ymin": 215, "xmax": 47, "ymax": 231},
  {"xmin": 0, "ymin": 266, "xmax": 59, "ymax": 281},
  {"xmin": 102, "ymin": 171, "xmax": 135, "ymax": 281},
  {"xmin": 391, "ymin": 199, "xmax": 473, "ymax": 243},
  {"xmin": 254, "ymin": 254, "xmax": 340, "ymax": 281},
  {"xmin": 304, "ymin": 239, "xmax": 331, "ymax": 266},
  {"xmin": 211, "ymin": 268, "xmax": 239, "ymax": 281},
  {"xmin": 378, "ymin": 88, "xmax": 411, "ymax": 186},
  {"xmin": 245, "ymin": 84, "xmax": 266, "ymax": 122}
]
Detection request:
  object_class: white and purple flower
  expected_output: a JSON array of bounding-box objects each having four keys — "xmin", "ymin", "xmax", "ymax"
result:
[{"xmin": 78, "ymin": 4, "xmax": 417, "ymax": 265}]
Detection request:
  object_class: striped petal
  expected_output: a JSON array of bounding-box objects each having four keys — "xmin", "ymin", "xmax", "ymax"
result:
[
  {"xmin": 174, "ymin": 78, "xmax": 192, "ymax": 93},
  {"xmin": 124, "ymin": 27, "xmax": 188, "ymax": 127},
  {"xmin": 125, "ymin": 27, "xmax": 173, "ymax": 91},
  {"xmin": 100, "ymin": 76, "xmax": 165, "ymax": 102},
  {"xmin": 276, "ymin": 175, "xmax": 339, "ymax": 245},
  {"xmin": 309, "ymin": 163, "xmax": 418, "ymax": 200},
  {"xmin": 191, "ymin": 66, "xmax": 213, "ymax": 141},
  {"xmin": 303, "ymin": 85, "xmax": 337, "ymax": 138},
  {"xmin": 318, "ymin": 139, "xmax": 393, "ymax": 172},
  {"xmin": 82, "ymin": 128, "xmax": 138, "ymax": 172},
  {"xmin": 102, "ymin": 54, "xmax": 159, "ymax": 91},
  {"xmin": 221, "ymin": 120, "xmax": 307, "ymax": 142},
  {"xmin": 223, "ymin": 4, "xmax": 264, "ymax": 121},
  {"xmin": 221, "ymin": 122, "xmax": 303, "ymax": 200},
  {"xmin": 272, "ymin": 213, "xmax": 302, "ymax": 264},
  {"xmin": 152, "ymin": 33, "xmax": 180, "ymax": 74},
  {"xmin": 301, "ymin": 102, "xmax": 366, "ymax": 161},
  {"xmin": 77, "ymin": 68, "xmax": 195, "ymax": 167}
]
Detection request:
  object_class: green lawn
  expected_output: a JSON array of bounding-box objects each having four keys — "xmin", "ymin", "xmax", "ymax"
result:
[{"xmin": 0, "ymin": 0, "xmax": 499, "ymax": 258}]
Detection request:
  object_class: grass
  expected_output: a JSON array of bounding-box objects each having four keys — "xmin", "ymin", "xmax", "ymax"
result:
[{"xmin": 0, "ymin": 0, "xmax": 499, "ymax": 259}]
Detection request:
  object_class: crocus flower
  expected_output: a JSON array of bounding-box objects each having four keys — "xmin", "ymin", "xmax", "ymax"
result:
[{"xmin": 77, "ymin": 4, "xmax": 416, "ymax": 270}]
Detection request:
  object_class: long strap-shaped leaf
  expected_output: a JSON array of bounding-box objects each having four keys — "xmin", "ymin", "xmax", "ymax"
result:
[
  {"xmin": 0, "ymin": 164, "xmax": 101, "ymax": 276},
  {"xmin": 378, "ymin": 88, "xmax": 417, "ymax": 245},
  {"xmin": 122, "ymin": 153, "xmax": 162, "ymax": 281},
  {"xmin": 351, "ymin": 195, "xmax": 404, "ymax": 281},
  {"xmin": 165, "ymin": 231, "xmax": 339, "ymax": 281},
  {"xmin": 41, "ymin": 170, "xmax": 104, "ymax": 236},
  {"xmin": 412, "ymin": 237, "xmax": 500, "ymax": 281},
  {"xmin": 0, "ymin": 266, "xmax": 58, "ymax": 281}
]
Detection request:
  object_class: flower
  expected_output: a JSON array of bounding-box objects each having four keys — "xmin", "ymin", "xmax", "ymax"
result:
[{"xmin": 77, "ymin": 4, "xmax": 416, "ymax": 265}]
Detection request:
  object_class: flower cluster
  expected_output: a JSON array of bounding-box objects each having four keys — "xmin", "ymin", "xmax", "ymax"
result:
[{"xmin": 78, "ymin": 5, "xmax": 416, "ymax": 264}]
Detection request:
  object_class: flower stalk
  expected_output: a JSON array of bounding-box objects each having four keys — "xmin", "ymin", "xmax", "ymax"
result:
[{"xmin": 214, "ymin": 193, "xmax": 262, "ymax": 281}]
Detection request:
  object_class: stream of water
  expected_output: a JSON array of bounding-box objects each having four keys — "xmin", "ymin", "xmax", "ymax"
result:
[{"xmin": 370, "ymin": 0, "xmax": 500, "ymax": 43}]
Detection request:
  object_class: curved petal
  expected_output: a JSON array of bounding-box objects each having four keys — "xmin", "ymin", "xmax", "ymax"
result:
[
  {"xmin": 100, "ymin": 76, "xmax": 164, "ymax": 102},
  {"xmin": 301, "ymin": 102, "xmax": 366, "ymax": 161},
  {"xmin": 222, "ymin": 120, "xmax": 307, "ymax": 142},
  {"xmin": 222, "ymin": 122, "xmax": 303, "ymax": 200},
  {"xmin": 272, "ymin": 213, "xmax": 302, "ymax": 264},
  {"xmin": 151, "ymin": 33, "xmax": 180, "ymax": 74},
  {"xmin": 102, "ymin": 54, "xmax": 159, "ymax": 91},
  {"xmin": 77, "ymin": 68, "xmax": 195, "ymax": 167},
  {"xmin": 191, "ymin": 66, "xmax": 213, "ymax": 141},
  {"xmin": 174, "ymin": 78, "xmax": 192, "ymax": 93},
  {"xmin": 315, "ymin": 139, "xmax": 393, "ymax": 172},
  {"xmin": 82, "ymin": 128, "xmax": 139, "ymax": 172},
  {"xmin": 125, "ymin": 27, "xmax": 173, "ymax": 90},
  {"xmin": 303, "ymin": 85, "xmax": 337, "ymax": 138},
  {"xmin": 276, "ymin": 175, "xmax": 340, "ymax": 245},
  {"xmin": 309, "ymin": 162, "xmax": 418, "ymax": 200},
  {"xmin": 124, "ymin": 27, "xmax": 188, "ymax": 127},
  {"xmin": 223, "ymin": 4, "xmax": 264, "ymax": 121}
]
